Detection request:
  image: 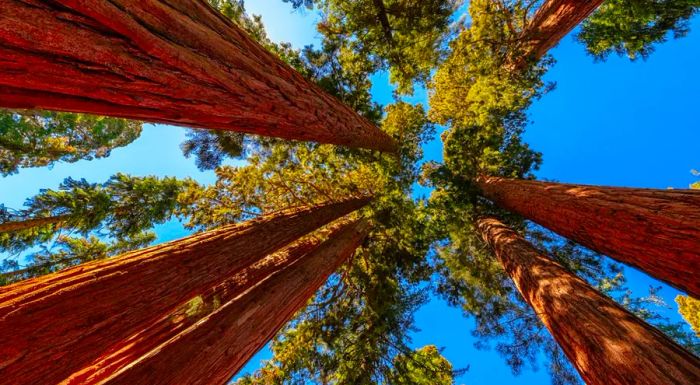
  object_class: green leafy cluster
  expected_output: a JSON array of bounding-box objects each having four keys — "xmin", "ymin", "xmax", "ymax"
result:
[
  {"xmin": 578, "ymin": 0, "xmax": 699, "ymax": 60},
  {"xmin": 285, "ymin": 0, "xmax": 461, "ymax": 94},
  {"xmin": 0, "ymin": 174, "xmax": 198, "ymax": 282},
  {"xmin": 0, "ymin": 110, "xmax": 142, "ymax": 176}
]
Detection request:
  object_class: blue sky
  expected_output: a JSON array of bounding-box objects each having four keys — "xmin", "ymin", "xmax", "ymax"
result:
[{"xmin": 1, "ymin": 2, "xmax": 698, "ymax": 384}]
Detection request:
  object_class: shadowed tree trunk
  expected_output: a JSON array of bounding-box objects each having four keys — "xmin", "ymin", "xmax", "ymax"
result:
[
  {"xmin": 0, "ymin": 1, "xmax": 396, "ymax": 152},
  {"xmin": 0, "ymin": 214, "xmax": 70, "ymax": 233},
  {"xmin": 476, "ymin": 175, "xmax": 700, "ymax": 297},
  {"xmin": 513, "ymin": 0, "xmax": 604, "ymax": 67},
  {"xmin": 0, "ymin": 197, "xmax": 370, "ymax": 385},
  {"xmin": 100, "ymin": 219, "xmax": 370, "ymax": 385},
  {"xmin": 63, "ymin": 233, "xmax": 326, "ymax": 384},
  {"xmin": 478, "ymin": 216, "xmax": 700, "ymax": 385}
]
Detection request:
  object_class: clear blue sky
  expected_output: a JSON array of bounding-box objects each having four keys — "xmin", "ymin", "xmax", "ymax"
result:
[{"xmin": 1, "ymin": 2, "xmax": 698, "ymax": 384}]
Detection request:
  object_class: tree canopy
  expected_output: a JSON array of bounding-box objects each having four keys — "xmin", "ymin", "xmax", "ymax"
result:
[
  {"xmin": 578, "ymin": 0, "xmax": 699, "ymax": 60},
  {"xmin": 1, "ymin": 0, "xmax": 698, "ymax": 384},
  {"xmin": 0, "ymin": 110, "xmax": 142, "ymax": 176}
]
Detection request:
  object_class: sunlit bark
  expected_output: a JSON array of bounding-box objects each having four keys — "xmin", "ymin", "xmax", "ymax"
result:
[
  {"xmin": 0, "ymin": 198, "xmax": 370, "ymax": 385},
  {"xmin": 477, "ymin": 176, "xmax": 700, "ymax": 297},
  {"xmin": 0, "ymin": 0, "xmax": 396, "ymax": 152},
  {"xmin": 478, "ymin": 216, "xmax": 700, "ymax": 385}
]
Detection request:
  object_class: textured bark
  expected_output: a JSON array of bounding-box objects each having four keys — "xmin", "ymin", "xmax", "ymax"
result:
[
  {"xmin": 478, "ymin": 217, "xmax": 700, "ymax": 385},
  {"xmin": 515, "ymin": 0, "xmax": 604, "ymax": 67},
  {"xmin": 477, "ymin": 176, "xmax": 700, "ymax": 297},
  {"xmin": 0, "ymin": 197, "xmax": 370, "ymax": 385},
  {"xmin": 62, "ymin": 234, "xmax": 324, "ymax": 384},
  {"xmin": 0, "ymin": 214, "xmax": 69, "ymax": 233},
  {"xmin": 0, "ymin": 0, "xmax": 396, "ymax": 152},
  {"xmin": 101, "ymin": 219, "xmax": 370, "ymax": 385}
]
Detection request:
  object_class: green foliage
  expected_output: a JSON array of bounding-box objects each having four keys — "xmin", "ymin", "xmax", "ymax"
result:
[
  {"xmin": 578, "ymin": 0, "xmax": 700, "ymax": 60},
  {"xmin": 180, "ymin": 129, "xmax": 246, "ymax": 171},
  {"xmin": 0, "ymin": 174, "xmax": 197, "ymax": 281},
  {"xmin": 386, "ymin": 345, "xmax": 456, "ymax": 385},
  {"xmin": 429, "ymin": 0, "xmax": 549, "ymax": 184},
  {"xmin": 286, "ymin": 0, "xmax": 461, "ymax": 94},
  {"xmin": 187, "ymin": 100, "xmax": 452, "ymax": 384},
  {"xmin": 0, "ymin": 110, "xmax": 142, "ymax": 176}
]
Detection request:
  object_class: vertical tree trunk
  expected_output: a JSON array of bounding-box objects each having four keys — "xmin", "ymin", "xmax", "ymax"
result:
[
  {"xmin": 0, "ymin": 197, "xmax": 370, "ymax": 385},
  {"xmin": 514, "ymin": 0, "xmax": 604, "ymax": 67},
  {"xmin": 63, "ymin": 233, "xmax": 325, "ymax": 384},
  {"xmin": 0, "ymin": 1, "xmax": 396, "ymax": 152},
  {"xmin": 476, "ymin": 176, "xmax": 700, "ymax": 297},
  {"xmin": 478, "ymin": 216, "xmax": 700, "ymax": 385},
  {"xmin": 101, "ymin": 219, "xmax": 370, "ymax": 385},
  {"xmin": 0, "ymin": 214, "xmax": 69, "ymax": 233}
]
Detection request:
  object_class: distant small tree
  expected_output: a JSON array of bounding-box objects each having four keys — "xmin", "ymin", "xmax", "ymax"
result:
[
  {"xmin": 0, "ymin": 110, "xmax": 141, "ymax": 176},
  {"xmin": 578, "ymin": 0, "xmax": 699, "ymax": 60},
  {"xmin": 0, "ymin": 174, "xmax": 198, "ymax": 282}
]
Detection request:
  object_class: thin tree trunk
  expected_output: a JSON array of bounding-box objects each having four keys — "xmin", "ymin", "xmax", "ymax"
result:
[
  {"xmin": 514, "ymin": 0, "xmax": 604, "ymax": 67},
  {"xmin": 476, "ymin": 175, "xmax": 700, "ymax": 297},
  {"xmin": 372, "ymin": 0, "xmax": 395, "ymax": 42},
  {"xmin": 0, "ymin": 197, "xmax": 370, "ymax": 385},
  {"xmin": 0, "ymin": 1, "xmax": 396, "ymax": 152},
  {"xmin": 0, "ymin": 214, "xmax": 69, "ymax": 233},
  {"xmin": 478, "ymin": 216, "xmax": 700, "ymax": 385},
  {"xmin": 63, "ymin": 233, "xmax": 326, "ymax": 384},
  {"xmin": 101, "ymin": 219, "xmax": 370, "ymax": 385}
]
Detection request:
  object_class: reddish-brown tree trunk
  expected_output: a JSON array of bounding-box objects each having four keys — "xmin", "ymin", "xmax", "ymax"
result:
[
  {"xmin": 0, "ymin": 214, "xmax": 69, "ymax": 233},
  {"xmin": 514, "ymin": 0, "xmax": 604, "ymax": 67},
  {"xmin": 0, "ymin": 198, "xmax": 369, "ymax": 385},
  {"xmin": 63, "ymin": 233, "xmax": 325, "ymax": 384},
  {"xmin": 478, "ymin": 216, "xmax": 700, "ymax": 385},
  {"xmin": 101, "ymin": 219, "xmax": 370, "ymax": 385},
  {"xmin": 0, "ymin": 1, "xmax": 396, "ymax": 152},
  {"xmin": 476, "ymin": 176, "xmax": 700, "ymax": 297}
]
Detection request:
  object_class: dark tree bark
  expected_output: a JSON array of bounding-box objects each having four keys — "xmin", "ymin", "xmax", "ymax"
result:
[
  {"xmin": 0, "ymin": 197, "xmax": 370, "ymax": 385},
  {"xmin": 0, "ymin": 1, "xmax": 396, "ymax": 152},
  {"xmin": 478, "ymin": 216, "xmax": 700, "ymax": 385},
  {"xmin": 477, "ymin": 176, "xmax": 700, "ymax": 297},
  {"xmin": 0, "ymin": 214, "xmax": 69, "ymax": 233},
  {"xmin": 63, "ymin": 233, "xmax": 325, "ymax": 384},
  {"xmin": 513, "ymin": 0, "xmax": 604, "ymax": 67},
  {"xmin": 101, "ymin": 219, "xmax": 370, "ymax": 385}
]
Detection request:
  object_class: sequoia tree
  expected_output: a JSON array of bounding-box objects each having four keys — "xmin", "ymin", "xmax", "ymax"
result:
[
  {"xmin": 517, "ymin": 0, "xmax": 605, "ymax": 64},
  {"xmin": 0, "ymin": 198, "xmax": 369, "ymax": 385},
  {"xmin": 476, "ymin": 176, "xmax": 700, "ymax": 298},
  {"xmin": 0, "ymin": 0, "xmax": 395, "ymax": 151},
  {"xmin": 101, "ymin": 219, "xmax": 370, "ymax": 385},
  {"xmin": 478, "ymin": 216, "xmax": 700, "ymax": 385},
  {"xmin": 62, "ymin": 222, "xmax": 354, "ymax": 384}
]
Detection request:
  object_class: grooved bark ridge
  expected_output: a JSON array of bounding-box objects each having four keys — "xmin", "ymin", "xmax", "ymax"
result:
[
  {"xmin": 103, "ymin": 219, "xmax": 371, "ymax": 385},
  {"xmin": 478, "ymin": 216, "xmax": 700, "ymax": 385},
  {"xmin": 0, "ymin": 197, "xmax": 370, "ymax": 385},
  {"xmin": 0, "ymin": 0, "xmax": 396, "ymax": 152},
  {"xmin": 477, "ymin": 176, "xmax": 700, "ymax": 297}
]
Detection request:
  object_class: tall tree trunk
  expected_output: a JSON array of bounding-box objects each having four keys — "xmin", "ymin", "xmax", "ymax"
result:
[
  {"xmin": 0, "ymin": 214, "xmax": 69, "ymax": 233},
  {"xmin": 476, "ymin": 175, "xmax": 700, "ymax": 297},
  {"xmin": 0, "ymin": 197, "xmax": 370, "ymax": 385},
  {"xmin": 63, "ymin": 233, "xmax": 326, "ymax": 384},
  {"xmin": 478, "ymin": 216, "xmax": 700, "ymax": 385},
  {"xmin": 514, "ymin": 0, "xmax": 604, "ymax": 67},
  {"xmin": 101, "ymin": 219, "xmax": 370, "ymax": 385},
  {"xmin": 0, "ymin": 1, "xmax": 396, "ymax": 152}
]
